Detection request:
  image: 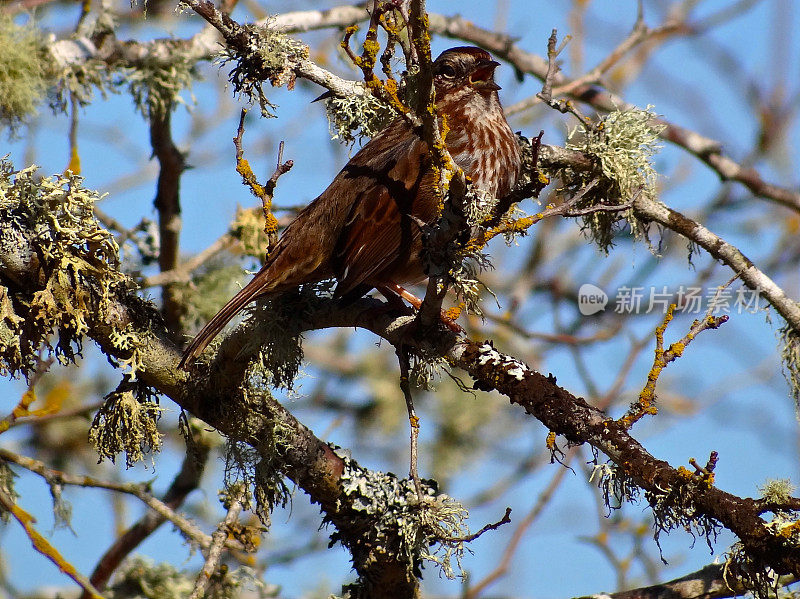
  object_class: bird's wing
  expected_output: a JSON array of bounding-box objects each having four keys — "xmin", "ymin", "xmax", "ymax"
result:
[{"xmin": 332, "ymin": 134, "xmax": 438, "ymax": 296}]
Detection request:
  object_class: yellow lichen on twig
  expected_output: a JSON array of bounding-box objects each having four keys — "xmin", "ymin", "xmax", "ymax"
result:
[
  {"xmin": 0, "ymin": 487, "xmax": 104, "ymax": 598},
  {"xmin": 619, "ymin": 304, "xmax": 728, "ymax": 429}
]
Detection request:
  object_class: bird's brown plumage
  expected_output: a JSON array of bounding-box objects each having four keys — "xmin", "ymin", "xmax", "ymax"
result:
[{"xmin": 179, "ymin": 47, "xmax": 521, "ymax": 368}]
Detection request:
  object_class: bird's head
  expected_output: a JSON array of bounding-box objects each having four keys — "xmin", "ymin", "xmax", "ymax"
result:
[{"xmin": 432, "ymin": 46, "xmax": 501, "ymax": 96}]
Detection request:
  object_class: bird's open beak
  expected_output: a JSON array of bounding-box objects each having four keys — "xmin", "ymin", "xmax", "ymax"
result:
[{"xmin": 469, "ymin": 59, "xmax": 501, "ymax": 91}]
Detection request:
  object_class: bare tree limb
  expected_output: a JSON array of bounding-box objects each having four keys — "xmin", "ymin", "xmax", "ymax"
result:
[
  {"xmin": 574, "ymin": 562, "xmax": 796, "ymax": 599},
  {"xmin": 0, "ymin": 486, "xmax": 104, "ymax": 599},
  {"xmin": 0, "ymin": 448, "xmax": 245, "ymax": 555},
  {"xmin": 150, "ymin": 108, "xmax": 186, "ymax": 336},
  {"xmin": 83, "ymin": 428, "xmax": 213, "ymax": 596},
  {"xmin": 189, "ymin": 484, "xmax": 245, "ymax": 599}
]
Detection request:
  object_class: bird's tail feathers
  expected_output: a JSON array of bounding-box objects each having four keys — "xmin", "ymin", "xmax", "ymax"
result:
[{"xmin": 178, "ymin": 273, "xmax": 272, "ymax": 369}]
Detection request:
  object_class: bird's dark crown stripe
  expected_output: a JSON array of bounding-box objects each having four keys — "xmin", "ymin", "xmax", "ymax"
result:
[{"xmin": 436, "ymin": 46, "xmax": 494, "ymax": 62}]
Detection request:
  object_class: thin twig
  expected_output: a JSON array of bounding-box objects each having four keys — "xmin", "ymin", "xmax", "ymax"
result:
[
  {"xmin": 189, "ymin": 485, "xmax": 246, "ymax": 599},
  {"xmin": 619, "ymin": 303, "xmax": 728, "ymax": 429},
  {"xmin": 439, "ymin": 507, "xmax": 511, "ymax": 543},
  {"xmin": 84, "ymin": 428, "xmax": 213, "ymax": 596},
  {"xmin": 233, "ymin": 109, "xmax": 293, "ymax": 252},
  {"xmin": 0, "ymin": 486, "xmax": 104, "ymax": 599},
  {"xmin": 396, "ymin": 346, "xmax": 423, "ymax": 499},
  {"xmin": 140, "ymin": 234, "xmax": 236, "ymax": 288},
  {"xmin": 630, "ymin": 192, "xmax": 800, "ymax": 332},
  {"xmin": 0, "ymin": 448, "xmax": 245, "ymax": 554},
  {"xmin": 465, "ymin": 449, "xmax": 577, "ymax": 598},
  {"xmin": 0, "ymin": 355, "xmax": 53, "ymax": 433},
  {"xmin": 536, "ymin": 29, "xmax": 590, "ymax": 125},
  {"xmin": 6, "ymin": 399, "xmax": 105, "ymax": 430}
]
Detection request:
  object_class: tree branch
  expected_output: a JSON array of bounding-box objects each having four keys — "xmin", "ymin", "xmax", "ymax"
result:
[{"xmin": 83, "ymin": 427, "xmax": 213, "ymax": 596}]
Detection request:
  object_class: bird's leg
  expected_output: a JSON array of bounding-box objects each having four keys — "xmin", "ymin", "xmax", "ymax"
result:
[
  {"xmin": 396, "ymin": 344, "xmax": 423, "ymax": 499},
  {"xmin": 378, "ymin": 283, "xmax": 465, "ymax": 334}
]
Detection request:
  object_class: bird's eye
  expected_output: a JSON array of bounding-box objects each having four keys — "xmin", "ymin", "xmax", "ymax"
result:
[{"xmin": 439, "ymin": 64, "xmax": 457, "ymax": 79}]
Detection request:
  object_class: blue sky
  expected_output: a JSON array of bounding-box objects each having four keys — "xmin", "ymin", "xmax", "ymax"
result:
[{"xmin": 2, "ymin": 0, "xmax": 800, "ymax": 597}]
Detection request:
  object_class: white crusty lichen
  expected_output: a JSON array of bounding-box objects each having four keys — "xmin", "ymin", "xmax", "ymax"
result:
[
  {"xmin": 474, "ymin": 342, "xmax": 528, "ymax": 381},
  {"xmin": 334, "ymin": 450, "xmax": 470, "ymax": 583}
]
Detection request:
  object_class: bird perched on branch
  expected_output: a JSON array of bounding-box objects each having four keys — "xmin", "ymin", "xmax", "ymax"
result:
[{"xmin": 179, "ymin": 46, "xmax": 521, "ymax": 368}]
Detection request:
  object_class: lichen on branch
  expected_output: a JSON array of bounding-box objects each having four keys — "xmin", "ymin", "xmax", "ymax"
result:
[
  {"xmin": 561, "ymin": 105, "xmax": 665, "ymax": 252},
  {"xmin": 0, "ymin": 15, "xmax": 49, "ymax": 131},
  {"xmin": 0, "ymin": 160, "xmax": 128, "ymax": 377},
  {"xmin": 215, "ymin": 18, "xmax": 309, "ymax": 117}
]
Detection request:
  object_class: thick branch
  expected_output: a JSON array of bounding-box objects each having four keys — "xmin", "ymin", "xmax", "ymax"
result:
[{"xmin": 576, "ymin": 562, "xmax": 796, "ymax": 599}]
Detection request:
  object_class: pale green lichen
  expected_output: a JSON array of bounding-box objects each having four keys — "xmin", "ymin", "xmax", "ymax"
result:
[
  {"xmin": 181, "ymin": 258, "xmax": 247, "ymax": 336},
  {"xmin": 127, "ymin": 53, "xmax": 198, "ymax": 120},
  {"xmin": 0, "ymin": 15, "xmax": 48, "ymax": 132},
  {"xmin": 106, "ymin": 556, "xmax": 279, "ymax": 599},
  {"xmin": 0, "ymin": 285, "xmax": 25, "ymax": 377},
  {"xmin": 108, "ymin": 325, "xmax": 147, "ymax": 380},
  {"xmin": 241, "ymin": 293, "xmax": 306, "ymax": 391},
  {"xmin": 0, "ymin": 461, "xmax": 19, "ymax": 523},
  {"xmin": 759, "ymin": 478, "xmax": 796, "ymax": 504},
  {"xmin": 222, "ymin": 388, "xmax": 292, "ymax": 525},
  {"xmin": 563, "ymin": 105, "xmax": 665, "ymax": 253},
  {"xmin": 48, "ymin": 480, "xmax": 73, "ymax": 532},
  {"xmin": 779, "ymin": 323, "xmax": 800, "ymax": 411},
  {"xmin": 723, "ymin": 542, "xmax": 781, "ymax": 599},
  {"xmin": 51, "ymin": 55, "xmax": 119, "ymax": 113},
  {"xmin": 447, "ymin": 242, "xmax": 493, "ymax": 318},
  {"xmin": 230, "ymin": 206, "xmax": 270, "ymax": 260},
  {"xmin": 325, "ymin": 89, "xmax": 394, "ymax": 144},
  {"xmin": 416, "ymin": 494, "xmax": 471, "ymax": 579},
  {"xmin": 410, "ymin": 351, "xmax": 448, "ymax": 390},
  {"xmin": 89, "ymin": 380, "xmax": 162, "ymax": 467},
  {"xmin": 0, "ymin": 159, "xmax": 126, "ymax": 377},
  {"xmin": 218, "ymin": 20, "xmax": 309, "ymax": 118},
  {"xmin": 646, "ymin": 476, "xmax": 720, "ymax": 557},
  {"xmin": 589, "ymin": 462, "xmax": 640, "ymax": 509}
]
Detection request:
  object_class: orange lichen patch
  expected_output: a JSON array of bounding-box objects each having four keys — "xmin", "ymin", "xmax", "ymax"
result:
[
  {"xmin": 65, "ymin": 145, "xmax": 81, "ymax": 176},
  {"xmin": 443, "ymin": 304, "xmax": 463, "ymax": 321},
  {"xmin": 473, "ymin": 214, "xmax": 541, "ymax": 249},
  {"xmin": 545, "ymin": 431, "xmax": 557, "ymax": 451},
  {"xmin": 235, "ymin": 157, "xmax": 266, "ymax": 199},
  {"xmin": 776, "ymin": 519, "xmax": 800, "ymax": 539},
  {"xmin": 618, "ymin": 305, "xmax": 678, "ymax": 429},
  {"xmin": 0, "ymin": 388, "xmax": 39, "ymax": 434},
  {"xmin": 0, "ymin": 495, "xmax": 103, "ymax": 598},
  {"xmin": 235, "ymin": 153, "xmax": 279, "ymax": 248}
]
